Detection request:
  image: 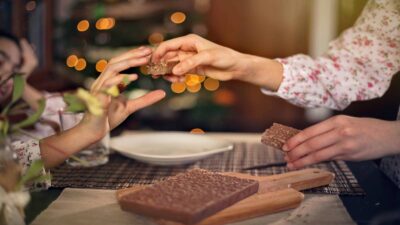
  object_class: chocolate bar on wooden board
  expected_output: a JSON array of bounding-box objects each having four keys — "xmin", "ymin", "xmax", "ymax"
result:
[
  {"xmin": 146, "ymin": 61, "xmax": 180, "ymax": 75},
  {"xmin": 261, "ymin": 123, "xmax": 301, "ymax": 150},
  {"xmin": 118, "ymin": 169, "xmax": 259, "ymax": 224}
]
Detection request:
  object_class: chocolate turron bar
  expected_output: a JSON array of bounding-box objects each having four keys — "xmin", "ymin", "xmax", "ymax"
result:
[{"xmin": 118, "ymin": 169, "xmax": 259, "ymax": 224}]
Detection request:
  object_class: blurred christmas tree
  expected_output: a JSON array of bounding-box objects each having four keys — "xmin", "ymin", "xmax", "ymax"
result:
[{"xmin": 54, "ymin": 0, "xmax": 236, "ymax": 132}]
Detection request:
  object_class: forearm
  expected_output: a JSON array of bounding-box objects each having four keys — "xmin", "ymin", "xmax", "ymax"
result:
[
  {"xmin": 23, "ymin": 81, "xmax": 44, "ymax": 110},
  {"xmin": 39, "ymin": 122, "xmax": 101, "ymax": 168},
  {"xmin": 237, "ymin": 54, "xmax": 284, "ymax": 91}
]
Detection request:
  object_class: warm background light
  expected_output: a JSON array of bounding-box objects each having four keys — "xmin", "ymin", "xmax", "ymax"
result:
[
  {"xmin": 171, "ymin": 82, "xmax": 186, "ymax": 94},
  {"xmin": 95, "ymin": 59, "xmax": 108, "ymax": 72},
  {"xmin": 204, "ymin": 78, "xmax": 220, "ymax": 91},
  {"xmin": 25, "ymin": 1, "xmax": 36, "ymax": 11},
  {"xmin": 75, "ymin": 58, "xmax": 87, "ymax": 71},
  {"xmin": 66, "ymin": 55, "xmax": 78, "ymax": 67},
  {"xmin": 77, "ymin": 20, "xmax": 90, "ymax": 32},
  {"xmin": 190, "ymin": 128, "xmax": 205, "ymax": 134},
  {"xmin": 213, "ymin": 89, "xmax": 236, "ymax": 106},
  {"xmin": 187, "ymin": 83, "xmax": 201, "ymax": 93},
  {"xmin": 170, "ymin": 12, "xmax": 186, "ymax": 24},
  {"xmin": 185, "ymin": 74, "xmax": 200, "ymax": 87},
  {"xmin": 96, "ymin": 18, "xmax": 115, "ymax": 30},
  {"xmin": 148, "ymin": 32, "xmax": 164, "ymax": 45}
]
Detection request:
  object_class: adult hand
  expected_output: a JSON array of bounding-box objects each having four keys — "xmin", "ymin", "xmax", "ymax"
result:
[
  {"xmin": 19, "ymin": 39, "xmax": 38, "ymax": 78},
  {"xmin": 283, "ymin": 115, "xmax": 400, "ymax": 170},
  {"xmin": 83, "ymin": 47, "xmax": 166, "ymax": 139},
  {"xmin": 152, "ymin": 34, "xmax": 248, "ymax": 81},
  {"xmin": 152, "ymin": 34, "xmax": 283, "ymax": 91}
]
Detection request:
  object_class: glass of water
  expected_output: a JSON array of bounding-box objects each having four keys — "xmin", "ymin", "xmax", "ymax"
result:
[{"xmin": 59, "ymin": 112, "xmax": 110, "ymax": 167}]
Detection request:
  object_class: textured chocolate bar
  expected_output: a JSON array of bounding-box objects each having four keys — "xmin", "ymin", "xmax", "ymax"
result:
[
  {"xmin": 261, "ymin": 123, "xmax": 300, "ymax": 150},
  {"xmin": 119, "ymin": 169, "xmax": 259, "ymax": 224},
  {"xmin": 146, "ymin": 61, "xmax": 179, "ymax": 75}
]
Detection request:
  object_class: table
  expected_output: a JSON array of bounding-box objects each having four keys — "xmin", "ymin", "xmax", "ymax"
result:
[{"xmin": 24, "ymin": 133, "xmax": 400, "ymax": 225}]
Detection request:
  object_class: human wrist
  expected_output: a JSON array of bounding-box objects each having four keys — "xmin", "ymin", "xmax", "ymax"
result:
[
  {"xmin": 76, "ymin": 115, "xmax": 107, "ymax": 143},
  {"xmin": 237, "ymin": 54, "xmax": 283, "ymax": 91}
]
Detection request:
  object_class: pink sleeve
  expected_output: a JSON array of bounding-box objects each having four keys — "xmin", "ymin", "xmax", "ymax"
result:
[{"xmin": 262, "ymin": 0, "xmax": 400, "ymax": 110}]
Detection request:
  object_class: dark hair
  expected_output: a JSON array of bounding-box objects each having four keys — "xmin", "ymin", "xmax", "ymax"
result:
[{"xmin": 0, "ymin": 30, "xmax": 21, "ymax": 49}]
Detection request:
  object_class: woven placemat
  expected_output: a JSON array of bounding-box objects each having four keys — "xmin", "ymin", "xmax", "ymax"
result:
[{"xmin": 51, "ymin": 142, "xmax": 365, "ymax": 195}]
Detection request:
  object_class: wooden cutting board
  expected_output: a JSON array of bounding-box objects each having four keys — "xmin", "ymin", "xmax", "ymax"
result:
[{"xmin": 116, "ymin": 168, "xmax": 334, "ymax": 225}]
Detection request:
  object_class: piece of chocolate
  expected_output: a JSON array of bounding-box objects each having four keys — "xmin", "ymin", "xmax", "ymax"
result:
[
  {"xmin": 118, "ymin": 169, "xmax": 259, "ymax": 224},
  {"xmin": 261, "ymin": 123, "xmax": 300, "ymax": 150},
  {"xmin": 146, "ymin": 61, "xmax": 179, "ymax": 75}
]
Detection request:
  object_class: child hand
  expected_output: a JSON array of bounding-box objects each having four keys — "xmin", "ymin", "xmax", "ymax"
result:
[
  {"xmin": 19, "ymin": 39, "xmax": 38, "ymax": 78},
  {"xmin": 82, "ymin": 47, "xmax": 165, "ymax": 139}
]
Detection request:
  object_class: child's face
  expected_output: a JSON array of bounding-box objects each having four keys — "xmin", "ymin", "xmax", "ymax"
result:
[{"xmin": 0, "ymin": 38, "xmax": 21, "ymax": 103}]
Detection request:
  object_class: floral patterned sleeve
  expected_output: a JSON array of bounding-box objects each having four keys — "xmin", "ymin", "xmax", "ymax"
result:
[
  {"xmin": 262, "ymin": 0, "xmax": 400, "ymax": 110},
  {"xmin": 12, "ymin": 140, "xmax": 51, "ymax": 191}
]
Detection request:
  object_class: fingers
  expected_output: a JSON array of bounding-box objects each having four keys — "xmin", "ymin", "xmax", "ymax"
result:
[
  {"xmin": 103, "ymin": 74, "xmax": 138, "ymax": 88},
  {"xmin": 108, "ymin": 47, "xmax": 152, "ymax": 64},
  {"xmin": 286, "ymin": 129, "xmax": 341, "ymax": 162},
  {"xmin": 287, "ymin": 145, "xmax": 343, "ymax": 170},
  {"xmin": 152, "ymin": 34, "xmax": 198, "ymax": 62},
  {"xmin": 127, "ymin": 90, "xmax": 166, "ymax": 113},
  {"xmin": 92, "ymin": 56, "xmax": 149, "ymax": 92},
  {"xmin": 172, "ymin": 50, "xmax": 213, "ymax": 75},
  {"xmin": 284, "ymin": 117, "xmax": 337, "ymax": 151}
]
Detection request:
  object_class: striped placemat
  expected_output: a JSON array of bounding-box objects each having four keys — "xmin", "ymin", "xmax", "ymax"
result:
[{"xmin": 51, "ymin": 142, "xmax": 364, "ymax": 195}]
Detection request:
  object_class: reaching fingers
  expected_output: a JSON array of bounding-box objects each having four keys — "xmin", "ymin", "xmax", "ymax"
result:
[
  {"xmin": 108, "ymin": 47, "xmax": 152, "ymax": 64},
  {"xmin": 127, "ymin": 90, "xmax": 166, "ymax": 113},
  {"xmin": 284, "ymin": 117, "xmax": 338, "ymax": 151},
  {"xmin": 152, "ymin": 34, "xmax": 198, "ymax": 62},
  {"xmin": 286, "ymin": 129, "xmax": 341, "ymax": 162},
  {"xmin": 102, "ymin": 74, "xmax": 138, "ymax": 89},
  {"xmin": 92, "ymin": 56, "xmax": 149, "ymax": 91}
]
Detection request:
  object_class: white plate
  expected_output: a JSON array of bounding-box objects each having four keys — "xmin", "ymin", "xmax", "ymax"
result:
[{"xmin": 110, "ymin": 132, "xmax": 234, "ymax": 165}]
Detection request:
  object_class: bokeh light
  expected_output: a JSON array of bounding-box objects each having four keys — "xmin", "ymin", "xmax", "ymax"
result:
[
  {"xmin": 204, "ymin": 78, "xmax": 220, "ymax": 91},
  {"xmin": 95, "ymin": 59, "xmax": 108, "ymax": 72},
  {"xmin": 198, "ymin": 75, "xmax": 206, "ymax": 83},
  {"xmin": 170, "ymin": 12, "xmax": 186, "ymax": 24},
  {"xmin": 185, "ymin": 74, "xmax": 200, "ymax": 87},
  {"xmin": 77, "ymin": 20, "xmax": 90, "ymax": 32},
  {"xmin": 190, "ymin": 128, "xmax": 205, "ymax": 134},
  {"xmin": 25, "ymin": 1, "xmax": 36, "ymax": 11},
  {"xmin": 75, "ymin": 58, "xmax": 87, "ymax": 71},
  {"xmin": 187, "ymin": 83, "xmax": 201, "ymax": 93},
  {"xmin": 148, "ymin": 32, "xmax": 164, "ymax": 45},
  {"xmin": 66, "ymin": 55, "xmax": 78, "ymax": 67},
  {"xmin": 171, "ymin": 82, "xmax": 186, "ymax": 94},
  {"xmin": 96, "ymin": 18, "xmax": 115, "ymax": 30},
  {"xmin": 213, "ymin": 89, "xmax": 236, "ymax": 106}
]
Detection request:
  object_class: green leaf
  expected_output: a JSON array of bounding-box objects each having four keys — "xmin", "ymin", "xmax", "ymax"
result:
[
  {"xmin": 1, "ymin": 119, "xmax": 9, "ymax": 135},
  {"xmin": 17, "ymin": 160, "xmax": 46, "ymax": 188},
  {"xmin": 1, "ymin": 74, "xmax": 25, "ymax": 115},
  {"xmin": 63, "ymin": 93, "xmax": 86, "ymax": 113},
  {"xmin": 10, "ymin": 74, "xmax": 24, "ymax": 103},
  {"xmin": 11, "ymin": 99, "xmax": 46, "ymax": 131}
]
